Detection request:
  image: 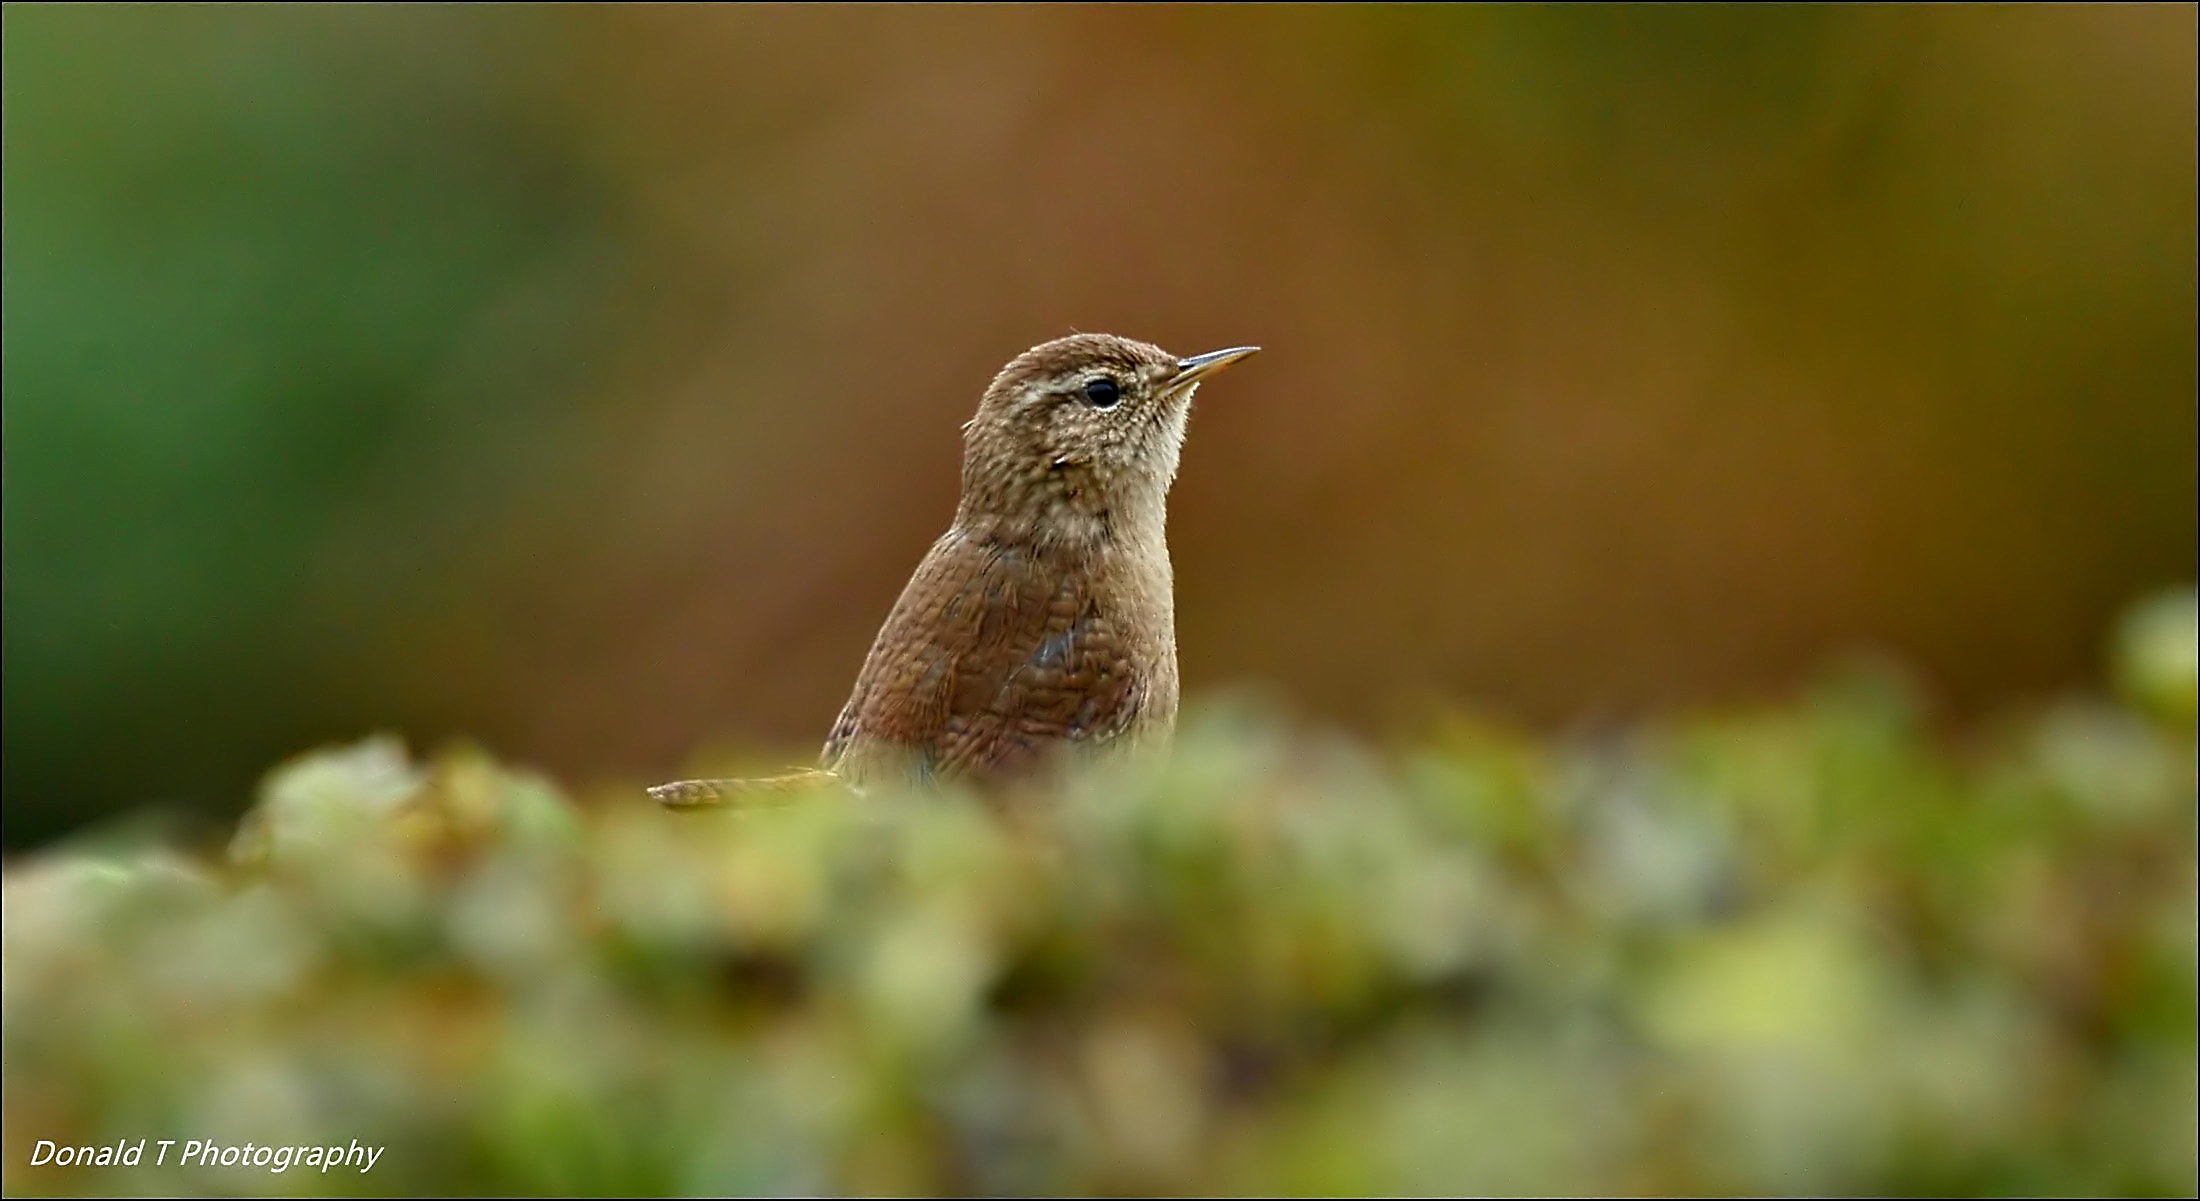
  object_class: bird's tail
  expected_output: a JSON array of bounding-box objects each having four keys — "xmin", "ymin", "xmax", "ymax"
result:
[{"xmin": 648, "ymin": 768, "xmax": 846, "ymax": 810}]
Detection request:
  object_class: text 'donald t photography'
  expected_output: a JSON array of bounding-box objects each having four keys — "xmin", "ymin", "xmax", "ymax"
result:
[{"xmin": 29, "ymin": 1138, "xmax": 383, "ymax": 1175}]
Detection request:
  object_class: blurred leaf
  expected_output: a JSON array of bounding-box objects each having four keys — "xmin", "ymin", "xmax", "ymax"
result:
[{"xmin": 6, "ymin": 622, "xmax": 2196, "ymax": 1194}]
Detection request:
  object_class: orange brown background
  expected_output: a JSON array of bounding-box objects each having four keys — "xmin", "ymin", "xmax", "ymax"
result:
[{"xmin": 5, "ymin": 6, "xmax": 2194, "ymax": 845}]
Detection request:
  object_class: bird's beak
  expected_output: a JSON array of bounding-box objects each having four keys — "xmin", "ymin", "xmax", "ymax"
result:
[{"xmin": 1170, "ymin": 345, "xmax": 1260, "ymax": 392}]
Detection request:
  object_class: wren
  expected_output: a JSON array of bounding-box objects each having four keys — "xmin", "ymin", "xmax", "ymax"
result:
[{"xmin": 650, "ymin": 333, "xmax": 1259, "ymax": 807}]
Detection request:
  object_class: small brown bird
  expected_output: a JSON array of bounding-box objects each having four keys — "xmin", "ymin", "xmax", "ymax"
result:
[{"xmin": 650, "ymin": 333, "xmax": 1259, "ymax": 807}]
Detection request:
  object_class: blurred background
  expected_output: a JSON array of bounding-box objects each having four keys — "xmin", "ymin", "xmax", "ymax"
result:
[{"xmin": 4, "ymin": 4, "xmax": 2194, "ymax": 851}]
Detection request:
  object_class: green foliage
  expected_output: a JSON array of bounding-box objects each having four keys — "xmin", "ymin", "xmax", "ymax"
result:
[
  {"xmin": 5, "ymin": 594, "xmax": 2195, "ymax": 1196},
  {"xmin": 1, "ymin": 6, "xmax": 622, "ymax": 843}
]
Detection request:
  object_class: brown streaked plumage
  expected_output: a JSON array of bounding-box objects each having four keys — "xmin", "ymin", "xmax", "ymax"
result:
[{"xmin": 650, "ymin": 333, "xmax": 1259, "ymax": 808}]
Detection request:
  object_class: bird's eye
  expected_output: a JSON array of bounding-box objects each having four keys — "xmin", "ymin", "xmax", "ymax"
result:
[{"xmin": 1082, "ymin": 377, "xmax": 1121, "ymax": 409}]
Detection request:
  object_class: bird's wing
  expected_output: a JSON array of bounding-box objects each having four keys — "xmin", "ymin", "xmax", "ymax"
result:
[{"xmin": 821, "ymin": 532, "xmax": 1142, "ymax": 787}]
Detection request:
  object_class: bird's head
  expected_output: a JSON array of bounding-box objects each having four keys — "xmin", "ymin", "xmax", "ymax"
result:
[{"xmin": 956, "ymin": 333, "xmax": 1258, "ymax": 550}]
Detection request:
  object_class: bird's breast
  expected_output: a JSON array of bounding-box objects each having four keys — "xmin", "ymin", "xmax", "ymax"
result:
[{"xmin": 823, "ymin": 528, "xmax": 1180, "ymax": 787}]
